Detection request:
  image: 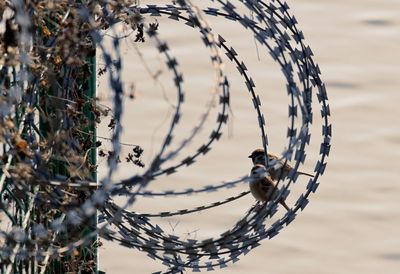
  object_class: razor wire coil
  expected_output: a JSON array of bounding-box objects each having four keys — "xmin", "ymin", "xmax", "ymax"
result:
[{"xmin": 0, "ymin": 1, "xmax": 331, "ymax": 273}]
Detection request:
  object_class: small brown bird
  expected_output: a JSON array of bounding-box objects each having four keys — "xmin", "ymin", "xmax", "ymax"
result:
[
  {"xmin": 248, "ymin": 149, "xmax": 313, "ymax": 181},
  {"xmin": 249, "ymin": 164, "xmax": 290, "ymax": 211}
]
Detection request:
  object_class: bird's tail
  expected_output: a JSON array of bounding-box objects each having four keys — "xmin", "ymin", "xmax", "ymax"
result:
[
  {"xmin": 298, "ymin": 171, "xmax": 314, "ymax": 177},
  {"xmin": 279, "ymin": 199, "xmax": 290, "ymax": 211}
]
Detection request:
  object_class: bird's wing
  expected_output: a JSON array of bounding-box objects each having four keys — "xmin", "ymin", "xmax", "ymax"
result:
[{"xmin": 260, "ymin": 177, "xmax": 277, "ymax": 199}]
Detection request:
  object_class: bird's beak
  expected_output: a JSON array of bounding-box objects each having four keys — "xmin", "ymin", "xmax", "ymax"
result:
[{"xmin": 248, "ymin": 154, "xmax": 252, "ymax": 158}]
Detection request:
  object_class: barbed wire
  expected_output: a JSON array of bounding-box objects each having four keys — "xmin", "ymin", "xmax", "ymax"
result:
[{"xmin": 0, "ymin": 0, "xmax": 331, "ymax": 273}]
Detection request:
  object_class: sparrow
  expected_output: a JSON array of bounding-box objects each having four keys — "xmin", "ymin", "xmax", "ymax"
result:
[
  {"xmin": 249, "ymin": 164, "xmax": 290, "ymax": 211},
  {"xmin": 248, "ymin": 148, "xmax": 313, "ymax": 181}
]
